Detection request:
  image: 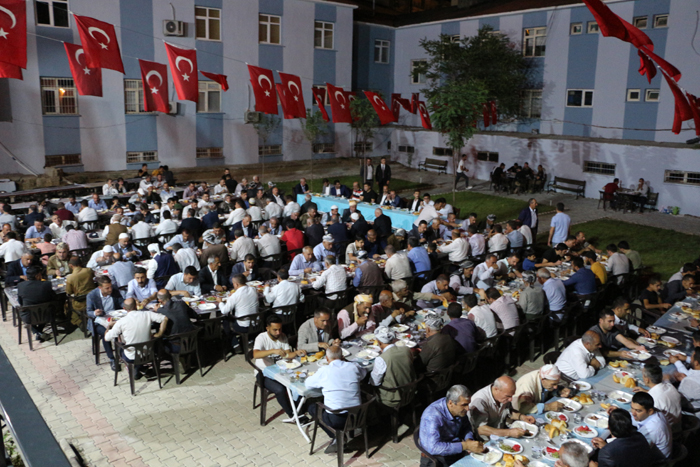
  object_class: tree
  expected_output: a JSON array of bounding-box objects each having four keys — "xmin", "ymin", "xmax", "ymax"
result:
[
  {"xmin": 350, "ymin": 97, "xmax": 379, "ymax": 186},
  {"xmin": 252, "ymin": 114, "xmax": 280, "ymax": 186},
  {"xmin": 301, "ymin": 109, "xmax": 329, "ymax": 190}
]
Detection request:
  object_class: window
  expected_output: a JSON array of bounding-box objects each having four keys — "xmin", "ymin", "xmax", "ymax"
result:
[
  {"xmin": 41, "ymin": 77, "xmax": 77, "ymax": 115},
  {"xmin": 197, "ymin": 81, "xmax": 221, "ymax": 113},
  {"xmin": 127, "ymin": 151, "xmax": 158, "ymax": 164},
  {"xmin": 633, "ymin": 16, "xmax": 648, "ymax": 29},
  {"xmin": 259, "ymin": 14, "xmax": 281, "ymax": 45},
  {"xmin": 583, "ymin": 161, "xmax": 616, "ymax": 175},
  {"xmin": 570, "ymin": 23, "xmax": 582, "ymax": 35},
  {"xmin": 653, "ymin": 14, "xmax": 668, "ymax": 28},
  {"xmin": 124, "ymin": 79, "xmax": 147, "ymax": 113},
  {"xmin": 45, "ymin": 154, "xmax": 81, "ymax": 167},
  {"xmin": 523, "ymin": 27, "xmax": 546, "ymax": 57},
  {"xmin": 432, "ymin": 147, "xmax": 453, "ymax": 156},
  {"xmin": 449, "ymin": 34, "xmax": 461, "ymax": 43},
  {"xmin": 312, "ymin": 85, "xmax": 330, "ymax": 105},
  {"xmin": 398, "ymin": 145, "xmax": 415, "ymax": 154},
  {"xmin": 354, "ymin": 142, "xmax": 373, "ymax": 153},
  {"xmin": 566, "ymin": 89, "xmax": 594, "ymax": 107},
  {"xmin": 626, "ymin": 89, "xmax": 641, "ymax": 102},
  {"xmin": 314, "ymin": 21, "xmax": 334, "ymax": 49},
  {"xmin": 197, "ymin": 147, "xmax": 223, "ymax": 159},
  {"xmin": 520, "ymin": 89, "xmax": 542, "ymax": 118},
  {"xmin": 35, "ymin": 0, "xmax": 69, "ymax": 27},
  {"xmin": 477, "ymin": 152, "xmax": 499, "ymax": 162},
  {"xmin": 258, "ymin": 145, "xmax": 281, "ymax": 156},
  {"xmin": 587, "ymin": 22, "xmax": 599, "ymax": 34},
  {"xmin": 195, "ymin": 7, "xmax": 221, "ymax": 41},
  {"xmin": 313, "ymin": 143, "xmax": 335, "ymax": 153},
  {"xmin": 411, "ymin": 59, "xmax": 427, "ymax": 85},
  {"xmin": 665, "ymin": 170, "xmax": 700, "ymax": 185},
  {"xmin": 374, "ymin": 40, "xmax": 390, "ymax": 64},
  {"xmin": 646, "ymin": 89, "xmax": 660, "ymax": 102}
]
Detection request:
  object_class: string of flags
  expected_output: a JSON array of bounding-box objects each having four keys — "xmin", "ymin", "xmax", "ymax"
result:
[{"xmin": 0, "ymin": 0, "xmax": 431, "ymax": 128}]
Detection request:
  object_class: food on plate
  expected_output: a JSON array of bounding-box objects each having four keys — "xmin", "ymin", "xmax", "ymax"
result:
[
  {"xmin": 609, "ymin": 360, "xmax": 628, "ymax": 368},
  {"xmin": 572, "ymin": 393, "xmax": 594, "ymax": 405},
  {"xmin": 314, "ymin": 350, "xmax": 325, "ymax": 359},
  {"xmin": 544, "ymin": 419, "xmax": 568, "ymax": 439},
  {"xmin": 576, "ymin": 425, "xmax": 593, "ymax": 434},
  {"xmin": 300, "ymin": 280, "xmax": 309, "ymax": 285},
  {"xmin": 305, "ymin": 355, "xmax": 317, "ymax": 363},
  {"xmin": 498, "ymin": 442, "xmax": 521, "ymax": 454},
  {"xmin": 659, "ymin": 359, "xmax": 670, "ymax": 366},
  {"xmin": 600, "ymin": 403, "xmax": 611, "ymax": 410},
  {"xmin": 682, "ymin": 306, "xmax": 693, "ymax": 313},
  {"xmin": 545, "ymin": 447, "xmax": 560, "ymax": 459},
  {"xmin": 300, "ymin": 356, "xmax": 308, "ymax": 363},
  {"xmin": 624, "ymin": 376, "xmax": 637, "ymax": 388},
  {"xmin": 657, "ymin": 340, "xmax": 676, "ymax": 348},
  {"xmin": 496, "ymin": 453, "xmax": 529, "ymax": 467}
]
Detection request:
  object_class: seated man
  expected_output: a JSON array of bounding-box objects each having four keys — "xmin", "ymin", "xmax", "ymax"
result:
[
  {"xmin": 217, "ymin": 274, "xmax": 258, "ymax": 352},
  {"xmin": 537, "ymin": 268, "xmax": 567, "ymax": 319},
  {"xmin": 46, "ymin": 242, "xmax": 71, "ymax": 277},
  {"xmin": 473, "ymin": 255, "xmax": 499, "ymax": 290},
  {"xmin": 17, "ymin": 266, "xmax": 57, "ymax": 342},
  {"xmin": 312, "ymin": 234, "xmax": 335, "ymax": 264},
  {"xmin": 125, "ymin": 267, "xmax": 158, "ymax": 308},
  {"xmin": 305, "ymin": 345, "xmax": 369, "ymax": 454},
  {"xmin": 198, "ymin": 256, "xmax": 227, "ymax": 294},
  {"xmin": 519, "ymin": 271, "xmax": 545, "ymax": 319},
  {"xmin": 64, "ymin": 257, "xmax": 96, "ymax": 325},
  {"xmin": 370, "ymin": 327, "xmax": 416, "ymax": 409},
  {"xmin": 87, "ymin": 245, "xmax": 117, "ymax": 269},
  {"xmin": 165, "ymin": 266, "xmax": 202, "ymax": 298},
  {"xmin": 562, "ymin": 256, "xmax": 597, "ymax": 296},
  {"xmin": 590, "ymin": 408, "xmax": 655, "ymax": 467},
  {"xmin": 415, "ymin": 316, "xmax": 456, "ymax": 376},
  {"xmin": 449, "ymin": 261, "xmax": 476, "ymax": 296},
  {"xmin": 289, "ymin": 246, "xmax": 322, "ymax": 276},
  {"xmin": 674, "ymin": 346, "xmax": 700, "ymax": 413},
  {"xmin": 312, "ymin": 256, "xmax": 347, "ymax": 300},
  {"xmin": 419, "ymin": 385, "xmax": 485, "ymax": 466},
  {"xmin": 417, "ymin": 274, "xmax": 453, "ymax": 309},
  {"xmin": 263, "ymin": 268, "xmax": 305, "ymax": 308},
  {"xmin": 555, "ymin": 330, "xmax": 605, "ymax": 380},
  {"xmin": 371, "ymin": 290, "xmax": 415, "ymax": 328},
  {"xmin": 25, "ymin": 219, "xmax": 49, "ymax": 244},
  {"xmin": 164, "ymin": 229, "xmax": 196, "ymax": 250},
  {"xmin": 384, "ymin": 245, "xmax": 411, "ymax": 281},
  {"xmin": 230, "ymin": 254, "xmax": 262, "ymax": 282},
  {"xmin": 391, "ymin": 279, "xmax": 440, "ymax": 312},
  {"xmin": 442, "ymin": 303, "xmax": 479, "ymax": 354},
  {"xmin": 156, "ymin": 289, "xmax": 197, "ymax": 342},
  {"xmin": 468, "ymin": 376, "xmax": 536, "ymax": 440},
  {"xmin": 87, "ymin": 276, "xmax": 125, "ymax": 370},
  {"xmin": 406, "ymin": 237, "xmax": 431, "ymax": 279},
  {"xmin": 254, "ymin": 315, "xmax": 308, "ymax": 424},
  {"xmin": 352, "ymin": 250, "xmax": 384, "ymax": 289},
  {"xmin": 297, "ymin": 309, "xmax": 339, "ymax": 353},
  {"xmin": 661, "ymin": 274, "xmax": 695, "ymax": 305},
  {"xmin": 345, "ymin": 235, "xmax": 365, "ymax": 263},
  {"xmin": 639, "ymin": 277, "xmax": 671, "ymax": 313},
  {"xmin": 485, "ymin": 287, "xmax": 519, "ymax": 332},
  {"xmin": 589, "ymin": 309, "xmax": 646, "ymax": 359},
  {"xmin": 338, "ymin": 294, "xmax": 375, "ymax": 339},
  {"xmin": 229, "ymin": 229, "xmax": 257, "ymax": 263},
  {"xmin": 629, "ymin": 392, "xmax": 671, "ymax": 459},
  {"xmin": 611, "ymin": 296, "xmax": 650, "ymax": 338},
  {"xmin": 636, "ymin": 364, "xmax": 682, "ymax": 429},
  {"xmin": 463, "ymin": 293, "xmax": 497, "ymax": 338},
  {"xmin": 440, "ymin": 231, "xmax": 470, "ymax": 264},
  {"xmin": 512, "ymin": 364, "xmax": 570, "ymax": 415}
]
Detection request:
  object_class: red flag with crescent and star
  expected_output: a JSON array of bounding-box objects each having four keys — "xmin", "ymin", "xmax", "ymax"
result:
[
  {"xmin": 364, "ymin": 91, "xmax": 395, "ymax": 125},
  {"xmin": 278, "ymin": 72, "xmax": 305, "ymax": 118},
  {"xmin": 74, "ymin": 15, "xmax": 124, "ymax": 73},
  {"xmin": 64, "ymin": 43, "xmax": 102, "ymax": 97},
  {"xmin": 164, "ymin": 42, "xmax": 198, "ymax": 102},
  {"xmin": 200, "ymin": 70, "xmax": 228, "ymax": 91},
  {"xmin": 0, "ymin": 60, "xmax": 21, "ymax": 79},
  {"xmin": 411, "ymin": 93, "xmax": 420, "ymax": 114},
  {"xmin": 326, "ymin": 83, "xmax": 352, "ymax": 123},
  {"xmin": 0, "ymin": 0, "xmax": 26, "ymax": 68},
  {"xmin": 490, "ymin": 101, "xmax": 498, "ymax": 125},
  {"xmin": 418, "ymin": 101, "xmax": 432, "ymax": 130},
  {"xmin": 247, "ymin": 65, "xmax": 278, "ymax": 115},
  {"xmin": 275, "ymin": 83, "xmax": 296, "ymax": 119},
  {"xmin": 482, "ymin": 103, "xmax": 490, "ymax": 128},
  {"xmin": 311, "ymin": 87, "xmax": 329, "ymax": 122},
  {"xmin": 139, "ymin": 59, "xmax": 169, "ymax": 113}
]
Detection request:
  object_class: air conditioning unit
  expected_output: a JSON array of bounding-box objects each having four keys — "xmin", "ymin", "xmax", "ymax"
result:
[
  {"xmin": 163, "ymin": 20, "xmax": 185, "ymax": 36},
  {"xmin": 245, "ymin": 111, "xmax": 262, "ymax": 123},
  {"xmin": 168, "ymin": 102, "xmax": 178, "ymax": 115}
]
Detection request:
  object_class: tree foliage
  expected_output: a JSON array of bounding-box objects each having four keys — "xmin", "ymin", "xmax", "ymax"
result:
[
  {"xmin": 350, "ymin": 97, "xmax": 378, "ymax": 158},
  {"xmin": 301, "ymin": 109, "xmax": 329, "ymax": 146}
]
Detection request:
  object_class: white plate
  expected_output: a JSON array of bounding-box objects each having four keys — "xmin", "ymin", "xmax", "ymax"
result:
[
  {"xmin": 608, "ymin": 390, "xmax": 633, "ymax": 404},
  {"xmin": 661, "ymin": 336, "xmax": 679, "ymax": 345},
  {"xmin": 497, "ymin": 439, "xmax": 523, "ymax": 455},
  {"xmin": 585, "ymin": 413, "xmax": 609, "ymax": 429},
  {"xmin": 636, "ymin": 336, "xmax": 656, "ymax": 348},
  {"xmin": 361, "ymin": 333, "xmax": 376, "ymax": 343},
  {"xmin": 572, "ymin": 381, "xmax": 591, "ymax": 391},
  {"xmin": 391, "ymin": 324, "xmax": 409, "ymax": 332},
  {"xmin": 560, "ymin": 398, "xmax": 583, "ymax": 413},
  {"xmin": 628, "ymin": 350, "xmax": 652, "ymax": 361},
  {"xmin": 574, "ymin": 425, "xmax": 598, "ymax": 438},
  {"xmin": 530, "ymin": 462, "xmax": 549, "ymax": 467},
  {"xmin": 471, "ymin": 449, "xmax": 502, "ymax": 464},
  {"xmin": 663, "ymin": 349, "xmax": 686, "ymax": 359},
  {"xmin": 567, "ymin": 438, "xmax": 594, "ymax": 454},
  {"xmin": 197, "ymin": 303, "xmax": 217, "ymax": 311},
  {"xmin": 357, "ymin": 349, "xmax": 379, "ymax": 360},
  {"xmin": 248, "ymin": 281, "xmax": 263, "ymax": 287},
  {"xmin": 276, "ymin": 360, "xmax": 301, "ymax": 370},
  {"xmin": 546, "ymin": 412, "xmax": 570, "ymax": 423},
  {"xmin": 341, "ymin": 348, "xmax": 351, "ymax": 358},
  {"xmin": 395, "ymin": 339, "xmax": 417, "ymax": 348},
  {"xmin": 511, "ymin": 420, "xmax": 538, "ymax": 438},
  {"xmin": 182, "ymin": 297, "xmax": 197, "ymax": 303},
  {"xmin": 543, "ymin": 446, "xmax": 560, "ymax": 461},
  {"xmin": 647, "ymin": 326, "xmax": 666, "ymax": 335}
]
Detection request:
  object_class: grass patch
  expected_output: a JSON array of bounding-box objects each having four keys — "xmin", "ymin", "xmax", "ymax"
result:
[
  {"xmin": 276, "ymin": 176, "xmax": 427, "ymax": 195},
  {"xmin": 434, "ymin": 191, "xmax": 555, "ymax": 222},
  {"xmin": 539, "ymin": 219, "xmax": 698, "ymax": 279}
]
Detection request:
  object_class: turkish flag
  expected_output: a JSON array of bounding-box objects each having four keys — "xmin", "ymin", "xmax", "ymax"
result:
[
  {"xmin": 64, "ymin": 43, "xmax": 102, "ymax": 97},
  {"xmin": 364, "ymin": 91, "xmax": 395, "ymax": 125},
  {"xmin": 490, "ymin": 101, "xmax": 498, "ymax": 125},
  {"xmin": 164, "ymin": 43, "xmax": 198, "ymax": 102},
  {"xmin": 200, "ymin": 70, "xmax": 228, "ymax": 91},
  {"xmin": 326, "ymin": 83, "xmax": 352, "ymax": 123},
  {"xmin": 640, "ymin": 46, "xmax": 680, "ymax": 82},
  {"xmin": 278, "ymin": 72, "xmax": 305, "ymax": 118},
  {"xmin": 638, "ymin": 49, "xmax": 657, "ymax": 84},
  {"xmin": 248, "ymin": 65, "xmax": 278, "ymax": 115},
  {"xmin": 0, "ymin": 60, "xmax": 21, "ymax": 79},
  {"xmin": 418, "ymin": 101, "xmax": 432, "ymax": 130},
  {"xmin": 482, "ymin": 103, "xmax": 490, "ymax": 128},
  {"xmin": 391, "ymin": 94, "xmax": 402, "ymax": 121},
  {"xmin": 686, "ymin": 93, "xmax": 700, "ymax": 136},
  {"xmin": 411, "ymin": 93, "xmax": 420, "ymax": 114},
  {"xmin": 582, "ymin": 1, "xmax": 654, "ymax": 50},
  {"xmin": 74, "ymin": 15, "xmax": 124, "ymax": 73},
  {"xmin": 276, "ymin": 83, "xmax": 296, "ymax": 119},
  {"xmin": 312, "ymin": 87, "xmax": 329, "ymax": 122},
  {"xmin": 0, "ymin": 0, "xmax": 26, "ymax": 68},
  {"xmin": 139, "ymin": 59, "xmax": 169, "ymax": 113},
  {"xmin": 661, "ymin": 71, "xmax": 693, "ymax": 134}
]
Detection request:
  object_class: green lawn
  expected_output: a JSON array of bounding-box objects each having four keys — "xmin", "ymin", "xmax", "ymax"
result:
[
  {"xmin": 276, "ymin": 176, "xmax": 427, "ymax": 195},
  {"xmin": 434, "ymin": 191, "xmax": 556, "ymax": 222},
  {"xmin": 539, "ymin": 219, "xmax": 699, "ymax": 279}
]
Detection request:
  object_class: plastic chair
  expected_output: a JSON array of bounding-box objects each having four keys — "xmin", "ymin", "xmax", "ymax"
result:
[
  {"xmin": 413, "ymin": 428, "xmax": 446, "ymax": 467},
  {"xmin": 66, "ymin": 293, "xmax": 89, "ymax": 338},
  {"xmin": 164, "ymin": 328, "xmax": 203, "ymax": 385},
  {"xmin": 71, "ymin": 248, "xmax": 92, "ymax": 263},
  {"xmin": 377, "ymin": 375, "xmax": 424, "ymax": 443},
  {"xmin": 16, "ymin": 302, "xmax": 59, "ymax": 350},
  {"xmin": 245, "ymin": 349, "xmax": 276, "ymax": 426},
  {"xmin": 236, "ymin": 311, "xmax": 267, "ymax": 362},
  {"xmin": 196, "ymin": 316, "xmax": 227, "ymax": 364},
  {"xmin": 271, "ymin": 304, "xmax": 298, "ymax": 338},
  {"xmin": 113, "ymin": 339, "xmax": 162, "ymax": 396},
  {"xmin": 678, "ymin": 413, "xmax": 700, "ymax": 444}
]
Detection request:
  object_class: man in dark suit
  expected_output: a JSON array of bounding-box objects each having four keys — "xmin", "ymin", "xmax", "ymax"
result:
[
  {"xmin": 361, "ymin": 183, "xmax": 378, "ymax": 204},
  {"xmin": 305, "ymin": 217, "xmax": 324, "ymax": 248},
  {"xmin": 86, "ymin": 276, "xmax": 124, "ymax": 370},
  {"xmin": 408, "ymin": 190, "xmax": 422, "ymax": 212},
  {"xmin": 341, "ymin": 201, "xmax": 360, "ymax": 223},
  {"xmin": 329, "ymin": 180, "xmax": 351, "ymax": 198},
  {"xmin": 375, "ymin": 157, "xmax": 392, "ymax": 189},
  {"xmin": 591, "ymin": 408, "xmax": 656, "ymax": 467},
  {"xmin": 327, "ymin": 216, "xmax": 349, "ymax": 259},
  {"xmin": 350, "ymin": 213, "xmax": 370, "ymax": 238},
  {"xmin": 156, "ymin": 289, "xmax": 197, "ymax": 337},
  {"xmin": 6, "ymin": 253, "xmax": 36, "ymax": 286},
  {"xmin": 372, "ymin": 208, "xmax": 392, "ymax": 240},
  {"xmin": 292, "ymin": 178, "xmax": 310, "ymax": 197},
  {"xmin": 198, "ymin": 256, "xmax": 228, "ymax": 293},
  {"xmin": 201, "ymin": 208, "xmax": 220, "ymax": 231},
  {"xmin": 299, "ymin": 194, "xmax": 318, "ymax": 215},
  {"xmin": 179, "ymin": 209, "xmax": 202, "ymax": 239},
  {"xmin": 409, "ymin": 220, "xmax": 435, "ymax": 245},
  {"xmin": 17, "ymin": 265, "xmax": 57, "ymax": 341},
  {"xmin": 517, "ymin": 198, "xmax": 539, "ymax": 238},
  {"xmin": 360, "ymin": 158, "xmax": 374, "ymax": 189},
  {"xmin": 231, "ymin": 216, "xmax": 258, "ymax": 239}
]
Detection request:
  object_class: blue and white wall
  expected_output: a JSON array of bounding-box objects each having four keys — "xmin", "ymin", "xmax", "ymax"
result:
[{"xmin": 0, "ymin": 0, "xmax": 356, "ymax": 174}]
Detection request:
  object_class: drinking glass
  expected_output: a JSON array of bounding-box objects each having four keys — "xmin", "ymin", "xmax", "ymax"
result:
[{"xmin": 531, "ymin": 446, "xmax": 542, "ymax": 459}]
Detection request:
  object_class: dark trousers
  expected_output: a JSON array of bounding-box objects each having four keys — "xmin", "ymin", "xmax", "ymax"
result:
[
  {"xmin": 223, "ymin": 319, "xmax": 249, "ymax": 348},
  {"xmin": 454, "ymin": 172, "xmax": 469, "ymax": 189},
  {"xmin": 120, "ymin": 349, "xmax": 143, "ymax": 376},
  {"xmin": 309, "ymin": 403, "xmax": 348, "ymax": 438},
  {"xmin": 419, "ymin": 453, "xmax": 464, "ymax": 467},
  {"xmin": 95, "ymin": 323, "xmax": 115, "ymax": 361},
  {"xmin": 20, "ymin": 311, "xmax": 45, "ymax": 336},
  {"xmin": 256, "ymin": 372, "xmax": 295, "ymax": 418}
]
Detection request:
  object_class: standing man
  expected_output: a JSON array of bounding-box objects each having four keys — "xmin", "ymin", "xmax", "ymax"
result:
[
  {"xmin": 547, "ymin": 202, "xmax": 570, "ymax": 247},
  {"xmin": 517, "ymin": 198, "xmax": 539, "ymax": 239},
  {"xmin": 375, "ymin": 156, "xmax": 392, "ymax": 190},
  {"xmin": 454, "ymin": 154, "xmax": 470, "ymax": 190},
  {"xmin": 360, "ymin": 157, "xmax": 374, "ymax": 188}
]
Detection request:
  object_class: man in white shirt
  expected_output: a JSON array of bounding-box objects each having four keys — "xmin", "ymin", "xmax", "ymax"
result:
[
  {"xmin": 440, "ymin": 230, "xmax": 470, "ymax": 263},
  {"xmin": 263, "ymin": 269, "xmax": 305, "ymax": 308},
  {"xmin": 103, "ymin": 179, "xmax": 118, "ymax": 196},
  {"xmin": 130, "ymin": 213, "xmax": 153, "ymax": 240},
  {"xmin": 247, "ymin": 198, "xmax": 263, "ymax": 221},
  {"xmin": 462, "ymin": 293, "xmax": 497, "ymax": 338},
  {"xmin": 414, "ymin": 195, "xmax": 439, "ymax": 226},
  {"xmin": 256, "ymin": 225, "xmax": 281, "ymax": 260},
  {"xmin": 230, "ymin": 229, "xmax": 256, "ymax": 263},
  {"xmin": 435, "ymin": 197, "xmax": 454, "ymax": 217},
  {"xmin": 139, "ymin": 175, "xmax": 153, "ymax": 192},
  {"xmin": 636, "ymin": 364, "xmax": 681, "ymax": 429},
  {"xmin": 606, "ymin": 243, "xmax": 630, "ymax": 281},
  {"xmin": 218, "ymin": 274, "xmax": 259, "ymax": 350},
  {"xmin": 473, "ymin": 254, "xmax": 499, "ymax": 289},
  {"xmin": 487, "ymin": 225, "xmax": 508, "ymax": 253},
  {"xmin": 454, "ymin": 153, "xmax": 470, "ymax": 190},
  {"xmin": 630, "ymin": 392, "xmax": 672, "ymax": 459},
  {"xmin": 160, "ymin": 182, "xmax": 177, "ymax": 203},
  {"xmin": 467, "ymin": 225, "xmax": 486, "ymax": 256},
  {"xmin": 155, "ymin": 211, "xmax": 178, "ymax": 240},
  {"xmin": 674, "ymin": 348, "xmax": 700, "ymax": 414},
  {"xmin": 165, "ymin": 266, "xmax": 202, "ymax": 297},
  {"xmin": 213, "ymin": 179, "xmax": 229, "ymax": 195},
  {"xmin": 408, "ymin": 191, "xmax": 422, "ymax": 212},
  {"xmin": 264, "ymin": 198, "xmax": 282, "ymax": 220},
  {"xmin": 197, "ymin": 193, "xmax": 216, "ymax": 211},
  {"xmin": 312, "ymin": 256, "xmax": 347, "ymax": 300},
  {"xmin": 172, "ymin": 243, "xmax": 200, "ymax": 272},
  {"xmin": 384, "ymin": 245, "xmax": 411, "ymax": 281},
  {"xmin": 283, "ymin": 197, "xmax": 300, "ymax": 217},
  {"xmin": 555, "ymin": 331, "xmax": 605, "ymax": 380},
  {"xmin": 0, "ymin": 231, "xmax": 26, "ymax": 262},
  {"xmin": 518, "ymin": 221, "xmax": 533, "ymax": 246},
  {"xmin": 125, "ymin": 267, "xmax": 158, "ymax": 308},
  {"xmin": 77, "ymin": 201, "xmax": 98, "ymax": 223},
  {"xmin": 378, "ymin": 185, "xmax": 391, "ymax": 206}
]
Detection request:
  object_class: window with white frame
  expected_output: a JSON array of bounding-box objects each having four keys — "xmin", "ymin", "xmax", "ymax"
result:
[
  {"xmin": 583, "ymin": 161, "xmax": 616, "ymax": 175},
  {"xmin": 627, "ymin": 89, "xmax": 641, "ymax": 101},
  {"xmin": 313, "ymin": 143, "xmax": 335, "ymax": 153},
  {"xmin": 567, "ymin": 89, "xmax": 594, "ymax": 107},
  {"xmin": 477, "ymin": 152, "xmax": 499, "ymax": 162},
  {"xmin": 665, "ymin": 170, "xmax": 700, "ymax": 185},
  {"xmin": 570, "ymin": 23, "xmax": 582, "ymax": 35},
  {"xmin": 312, "ymin": 85, "xmax": 330, "ymax": 105},
  {"xmin": 646, "ymin": 89, "xmax": 660, "ymax": 102},
  {"xmin": 374, "ymin": 40, "xmax": 390, "ymax": 64},
  {"xmin": 523, "ymin": 27, "xmax": 546, "ymax": 57},
  {"xmin": 314, "ymin": 21, "xmax": 334, "ymax": 49},
  {"xmin": 411, "ymin": 59, "xmax": 427, "ymax": 85},
  {"xmin": 259, "ymin": 14, "xmax": 281, "ymax": 44},
  {"xmin": 633, "ymin": 16, "xmax": 648, "ymax": 29},
  {"xmin": 258, "ymin": 145, "xmax": 282, "ymax": 156},
  {"xmin": 197, "ymin": 81, "xmax": 221, "ymax": 113},
  {"xmin": 45, "ymin": 154, "xmax": 81, "ymax": 167},
  {"xmin": 195, "ymin": 6, "xmax": 221, "ymax": 41},
  {"xmin": 197, "ymin": 147, "xmax": 223, "ymax": 159},
  {"xmin": 35, "ymin": 0, "xmax": 69, "ymax": 27},
  {"xmin": 398, "ymin": 145, "xmax": 415, "ymax": 154},
  {"xmin": 587, "ymin": 22, "xmax": 599, "ymax": 34},
  {"xmin": 653, "ymin": 14, "xmax": 668, "ymax": 28},
  {"xmin": 127, "ymin": 151, "xmax": 158, "ymax": 164},
  {"xmin": 449, "ymin": 34, "xmax": 461, "ymax": 43},
  {"xmin": 124, "ymin": 79, "xmax": 146, "ymax": 114},
  {"xmin": 41, "ymin": 77, "xmax": 77, "ymax": 115},
  {"xmin": 433, "ymin": 147, "xmax": 453, "ymax": 156},
  {"xmin": 521, "ymin": 89, "xmax": 542, "ymax": 118},
  {"xmin": 354, "ymin": 142, "xmax": 373, "ymax": 153}
]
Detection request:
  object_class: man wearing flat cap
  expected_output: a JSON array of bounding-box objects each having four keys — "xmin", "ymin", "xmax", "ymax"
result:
[
  {"xmin": 449, "ymin": 261, "xmax": 476, "ymax": 296},
  {"xmin": 370, "ymin": 327, "xmax": 416, "ymax": 408},
  {"xmin": 387, "ymin": 228, "xmax": 407, "ymax": 252}
]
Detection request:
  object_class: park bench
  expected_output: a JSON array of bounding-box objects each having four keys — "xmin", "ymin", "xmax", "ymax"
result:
[
  {"xmin": 548, "ymin": 176, "xmax": 586, "ymax": 199},
  {"xmin": 418, "ymin": 158, "xmax": 449, "ymax": 174}
]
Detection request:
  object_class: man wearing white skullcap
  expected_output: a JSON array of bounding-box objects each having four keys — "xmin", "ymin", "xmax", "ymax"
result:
[
  {"xmin": 313, "ymin": 234, "xmax": 335, "ymax": 264},
  {"xmin": 113, "ymin": 232, "xmax": 142, "ymax": 261},
  {"xmin": 370, "ymin": 326, "xmax": 417, "ymax": 408},
  {"xmin": 512, "ymin": 364, "xmax": 571, "ymax": 414},
  {"xmin": 87, "ymin": 244, "xmax": 117, "ymax": 268},
  {"xmin": 337, "ymin": 294, "xmax": 375, "ymax": 339}
]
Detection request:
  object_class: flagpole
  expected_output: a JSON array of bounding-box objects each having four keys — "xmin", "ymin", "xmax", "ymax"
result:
[{"xmin": 0, "ymin": 140, "xmax": 39, "ymax": 176}]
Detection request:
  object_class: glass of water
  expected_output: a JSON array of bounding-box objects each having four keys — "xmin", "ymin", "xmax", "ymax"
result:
[{"xmin": 531, "ymin": 446, "xmax": 543, "ymax": 459}]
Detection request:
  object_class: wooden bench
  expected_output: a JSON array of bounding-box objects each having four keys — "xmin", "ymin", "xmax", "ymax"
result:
[
  {"xmin": 548, "ymin": 176, "xmax": 586, "ymax": 199},
  {"xmin": 418, "ymin": 158, "xmax": 449, "ymax": 174}
]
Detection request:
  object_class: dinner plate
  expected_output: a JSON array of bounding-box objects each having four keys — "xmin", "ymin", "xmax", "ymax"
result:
[
  {"xmin": 497, "ymin": 439, "xmax": 523, "ymax": 455},
  {"xmin": 471, "ymin": 449, "xmax": 502, "ymax": 464},
  {"xmin": 636, "ymin": 336, "xmax": 657, "ymax": 348},
  {"xmin": 357, "ymin": 349, "xmax": 379, "ymax": 360},
  {"xmin": 661, "ymin": 336, "xmax": 680, "ymax": 345},
  {"xmin": 663, "ymin": 349, "xmax": 686, "ymax": 359},
  {"xmin": 559, "ymin": 399, "xmax": 583, "ymax": 413},
  {"xmin": 530, "ymin": 462, "xmax": 549, "ymax": 467},
  {"xmin": 197, "ymin": 303, "xmax": 216, "ymax": 311},
  {"xmin": 361, "ymin": 333, "xmax": 376, "ymax": 343},
  {"xmin": 647, "ymin": 326, "xmax": 666, "ymax": 335},
  {"xmin": 574, "ymin": 425, "xmax": 598, "ymax": 439},
  {"xmin": 395, "ymin": 339, "xmax": 417, "ymax": 348},
  {"xmin": 608, "ymin": 390, "xmax": 633, "ymax": 404},
  {"xmin": 276, "ymin": 360, "xmax": 301, "ymax": 370},
  {"xmin": 545, "ymin": 412, "xmax": 569, "ymax": 423},
  {"xmin": 248, "ymin": 281, "xmax": 263, "ymax": 287},
  {"xmin": 391, "ymin": 324, "xmax": 409, "ymax": 333},
  {"xmin": 182, "ymin": 297, "xmax": 198, "ymax": 303},
  {"xmin": 628, "ymin": 350, "xmax": 652, "ymax": 361},
  {"xmin": 543, "ymin": 446, "xmax": 560, "ymax": 461},
  {"xmin": 572, "ymin": 381, "xmax": 591, "ymax": 391},
  {"xmin": 585, "ymin": 413, "xmax": 609, "ymax": 429},
  {"xmin": 511, "ymin": 421, "xmax": 538, "ymax": 438},
  {"xmin": 341, "ymin": 348, "xmax": 351, "ymax": 357}
]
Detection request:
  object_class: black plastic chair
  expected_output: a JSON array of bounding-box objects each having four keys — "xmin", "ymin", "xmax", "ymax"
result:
[
  {"xmin": 259, "ymin": 252, "xmax": 284, "ymax": 269},
  {"xmin": 16, "ymin": 302, "xmax": 59, "ymax": 350},
  {"xmin": 196, "ymin": 316, "xmax": 227, "ymax": 364},
  {"xmin": 377, "ymin": 375, "xmax": 424, "ymax": 443},
  {"xmin": 78, "ymin": 220, "xmax": 99, "ymax": 232},
  {"xmin": 271, "ymin": 304, "xmax": 298, "ymax": 338},
  {"xmin": 245, "ymin": 349, "xmax": 276, "ymax": 426},
  {"xmin": 164, "ymin": 328, "xmax": 203, "ymax": 384},
  {"xmin": 71, "ymin": 248, "xmax": 92, "ymax": 263},
  {"xmin": 413, "ymin": 427, "xmax": 446, "ymax": 467},
  {"xmin": 236, "ymin": 311, "xmax": 267, "ymax": 362},
  {"xmin": 113, "ymin": 339, "xmax": 162, "ymax": 396},
  {"xmin": 66, "ymin": 293, "xmax": 89, "ymax": 338},
  {"xmin": 88, "ymin": 316, "xmax": 108, "ymax": 366}
]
